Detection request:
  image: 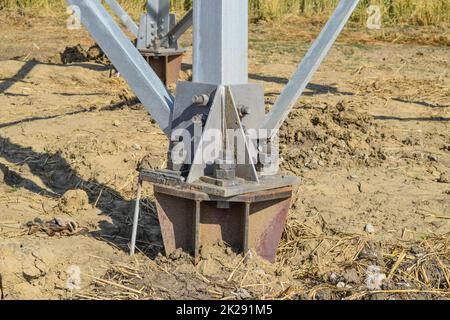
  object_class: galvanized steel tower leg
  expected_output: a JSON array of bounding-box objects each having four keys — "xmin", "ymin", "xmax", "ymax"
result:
[
  {"xmin": 193, "ymin": 0, "xmax": 248, "ymax": 85},
  {"xmin": 147, "ymin": 0, "xmax": 171, "ymax": 36}
]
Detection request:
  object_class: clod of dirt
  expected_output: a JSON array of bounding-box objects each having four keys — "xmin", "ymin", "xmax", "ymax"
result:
[
  {"xmin": 279, "ymin": 100, "xmax": 385, "ymax": 174},
  {"xmin": 343, "ymin": 268, "xmax": 360, "ymax": 284},
  {"xmin": 56, "ymin": 44, "xmax": 109, "ymax": 65},
  {"xmin": 437, "ymin": 171, "xmax": 450, "ymax": 184},
  {"xmin": 58, "ymin": 189, "xmax": 90, "ymax": 214},
  {"xmin": 86, "ymin": 45, "xmax": 109, "ymax": 64},
  {"xmin": 138, "ymin": 154, "xmax": 163, "ymax": 171},
  {"xmin": 169, "ymin": 248, "xmax": 185, "ymax": 260},
  {"xmin": 57, "ymin": 44, "xmax": 87, "ymax": 64},
  {"xmin": 22, "ymin": 258, "xmax": 45, "ymax": 282}
]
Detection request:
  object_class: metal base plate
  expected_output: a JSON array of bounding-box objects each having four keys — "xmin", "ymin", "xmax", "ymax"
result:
[{"xmin": 141, "ymin": 169, "xmax": 299, "ymax": 197}]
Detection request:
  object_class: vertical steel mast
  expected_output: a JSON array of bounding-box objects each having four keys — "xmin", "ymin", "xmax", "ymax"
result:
[{"xmin": 193, "ymin": 0, "xmax": 248, "ymax": 85}]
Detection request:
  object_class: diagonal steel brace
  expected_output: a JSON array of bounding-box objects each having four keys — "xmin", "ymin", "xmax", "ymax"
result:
[
  {"xmin": 67, "ymin": 0, "xmax": 174, "ymax": 137},
  {"xmin": 260, "ymin": 0, "xmax": 360, "ymax": 138}
]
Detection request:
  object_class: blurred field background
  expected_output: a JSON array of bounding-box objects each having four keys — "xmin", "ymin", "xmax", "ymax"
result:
[{"xmin": 1, "ymin": 0, "xmax": 449, "ymax": 27}]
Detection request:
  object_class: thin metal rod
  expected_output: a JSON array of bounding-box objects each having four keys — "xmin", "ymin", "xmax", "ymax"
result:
[
  {"xmin": 66, "ymin": 0, "xmax": 174, "ymax": 137},
  {"xmin": 193, "ymin": 200, "xmax": 201, "ymax": 261},
  {"xmin": 104, "ymin": 0, "xmax": 138, "ymax": 37},
  {"xmin": 260, "ymin": 0, "xmax": 360, "ymax": 137},
  {"xmin": 130, "ymin": 180, "xmax": 143, "ymax": 256},
  {"xmin": 243, "ymin": 202, "xmax": 250, "ymax": 254}
]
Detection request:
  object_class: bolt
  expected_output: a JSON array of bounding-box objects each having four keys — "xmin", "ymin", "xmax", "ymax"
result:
[
  {"xmin": 170, "ymin": 135, "xmax": 183, "ymax": 143},
  {"xmin": 192, "ymin": 114, "xmax": 203, "ymax": 125},
  {"xmin": 192, "ymin": 94, "xmax": 210, "ymax": 107},
  {"xmin": 238, "ymin": 105, "xmax": 250, "ymax": 118},
  {"xmin": 213, "ymin": 150, "xmax": 236, "ymax": 180}
]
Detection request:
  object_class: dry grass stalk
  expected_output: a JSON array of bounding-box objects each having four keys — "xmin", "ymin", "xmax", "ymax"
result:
[{"xmin": 1, "ymin": 0, "xmax": 448, "ymax": 27}]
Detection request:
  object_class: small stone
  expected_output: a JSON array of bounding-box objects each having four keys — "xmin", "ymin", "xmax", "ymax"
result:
[
  {"xmin": 428, "ymin": 154, "xmax": 438, "ymax": 162},
  {"xmin": 358, "ymin": 182, "xmax": 370, "ymax": 193},
  {"xmin": 113, "ymin": 120, "xmax": 121, "ymax": 127},
  {"xmin": 170, "ymin": 248, "xmax": 183, "ymax": 260},
  {"xmin": 364, "ymin": 223, "xmax": 375, "ymax": 234},
  {"xmin": 132, "ymin": 143, "xmax": 142, "ymax": 151},
  {"xmin": 402, "ymin": 137, "xmax": 413, "ymax": 146},
  {"xmin": 336, "ymin": 282, "xmax": 346, "ymax": 288},
  {"xmin": 329, "ymin": 272, "xmax": 339, "ymax": 284},
  {"xmin": 234, "ymin": 288, "xmax": 252, "ymax": 299},
  {"xmin": 437, "ymin": 171, "xmax": 450, "ymax": 184},
  {"xmin": 358, "ymin": 247, "xmax": 379, "ymax": 261},
  {"xmin": 306, "ymin": 158, "xmax": 319, "ymax": 170},
  {"xmin": 365, "ymin": 265, "xmax": 386, "ymax": 290}
]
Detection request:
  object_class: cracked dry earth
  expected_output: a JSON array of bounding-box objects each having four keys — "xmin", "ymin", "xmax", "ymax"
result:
[{"xmin": 0, "ymin": 14, "xmax": 448, "ymax": 299}]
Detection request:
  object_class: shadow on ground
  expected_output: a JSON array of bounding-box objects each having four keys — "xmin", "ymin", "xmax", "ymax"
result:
[
  {"xmin": 0, "ymin": 59, "xmax": 110, "ymax": 96},
  {"xmin": 0, "ymin": 111, "xmax": 164, "ymax": 259}
]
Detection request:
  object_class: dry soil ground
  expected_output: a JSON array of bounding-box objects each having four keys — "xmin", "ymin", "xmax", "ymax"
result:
[{"xmin": 0, "ymin": 13, "xmax": 449, "ymax": 300}]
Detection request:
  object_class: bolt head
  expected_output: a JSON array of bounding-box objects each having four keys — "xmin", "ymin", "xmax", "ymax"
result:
[{"xmin": 214, "ymin": 168, "xmax": 236, "ymax": 180}]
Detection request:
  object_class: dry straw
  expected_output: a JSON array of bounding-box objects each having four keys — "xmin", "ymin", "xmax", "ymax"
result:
[{"xmin": 76, "ymin": 216, "xmax": 449, "ymax": 300}]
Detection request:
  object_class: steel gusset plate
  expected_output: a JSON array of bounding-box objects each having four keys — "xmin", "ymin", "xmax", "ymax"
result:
[{"xmin": 154, "ymin": 184, "xmax": 293, "ymax": 262}]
